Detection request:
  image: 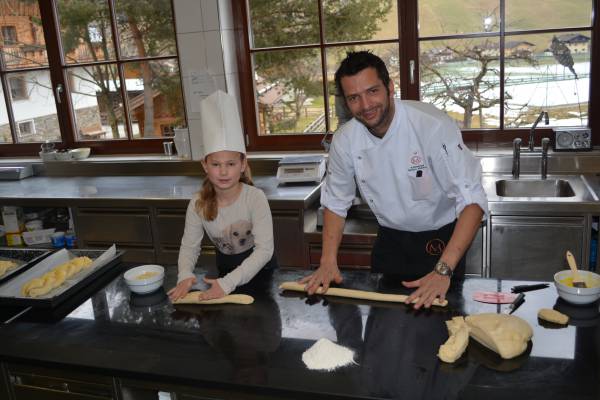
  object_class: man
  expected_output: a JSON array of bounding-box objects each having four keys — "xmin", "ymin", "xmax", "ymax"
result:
[{"xmin": 301, "ymin": 51, "xmax": 487, "ymax": 309}]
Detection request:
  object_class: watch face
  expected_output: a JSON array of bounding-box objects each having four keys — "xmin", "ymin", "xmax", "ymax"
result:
[{"xmin": 435, "ymin": 262, "xmax": 452, "ymax": 276}]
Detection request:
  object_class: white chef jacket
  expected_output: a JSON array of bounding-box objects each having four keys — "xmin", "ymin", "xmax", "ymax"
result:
[{"xmin": 321, "ymin": 99, "xmax": 488, "ymax": 232}]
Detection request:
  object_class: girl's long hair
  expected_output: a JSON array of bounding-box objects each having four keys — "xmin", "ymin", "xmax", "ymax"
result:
[{"xmin": 195, "ymin": 154, "xmax": 253, "ymax": 221}]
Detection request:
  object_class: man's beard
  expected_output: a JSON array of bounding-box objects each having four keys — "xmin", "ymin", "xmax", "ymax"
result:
[{"xmin": 356, "ymin": 97, "xmax": 391, "ymax": 136}]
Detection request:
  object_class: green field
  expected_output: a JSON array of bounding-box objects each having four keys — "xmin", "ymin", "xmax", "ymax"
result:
[{"xmin": 369, "ymin": 0, "xmax": 592, "ymax": 51}]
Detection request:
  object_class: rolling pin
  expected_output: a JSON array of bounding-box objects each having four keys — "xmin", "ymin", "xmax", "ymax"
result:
[
  {"xmin": 279, "ymin": 282, "xmax": 448, "ymax": 307},
  {"xmin": 172, "ymin": 291, "xmax": 254, "ymax": 305}
]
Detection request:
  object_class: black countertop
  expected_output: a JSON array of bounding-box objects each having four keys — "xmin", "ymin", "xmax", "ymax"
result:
[{"xmin": 0, "ymin": 267, "xmax": 598, "ymax": 400}]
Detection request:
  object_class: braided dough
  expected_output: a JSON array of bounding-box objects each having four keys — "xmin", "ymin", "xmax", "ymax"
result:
[
  {"xmin": 279, "ymin": 281, "xmax": 448, "ymax": 307},
  {"xmin": 173, "ymin": 291, "xmax": 254, "ymax": 305},
  {"xmin": 21, "ymin": 256, "xmax": 93, "ymax": 298},
  {"xmin": 0, "ymin": 260, "xmax": 18, "ymax": 277}
]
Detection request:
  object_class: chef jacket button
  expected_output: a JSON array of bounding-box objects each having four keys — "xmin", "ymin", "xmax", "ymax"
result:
[
  {"xmin": 369, "ymin": 199, "xmax": 373, "ymax": 202},
  {"xmin": 358, "ymin": 156, "xmax": 362, "ymax": 160},
  {"xmin": 361, "ymin": 179, "xmax": 365, "ymax": 183},
  {"xmin": 464, "ymin": 184, "xmax": 469, "ymax": 188}
]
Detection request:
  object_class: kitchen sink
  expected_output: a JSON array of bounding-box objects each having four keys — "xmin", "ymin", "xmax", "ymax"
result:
[{"xmin": 495, "ymin": 179, "xmax": 575, "ymax": 197}]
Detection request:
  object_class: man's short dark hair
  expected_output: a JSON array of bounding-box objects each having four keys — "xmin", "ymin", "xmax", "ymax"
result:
[{"xmin": 334, "ymin": 51, "xmax": 391, "ymax": 97}]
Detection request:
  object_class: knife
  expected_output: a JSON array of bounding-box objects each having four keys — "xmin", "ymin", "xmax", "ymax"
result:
[
  {"xmin": 508, "ymin": 293, "xmax": 525, "ymax": 314},
  {"xmin": 511, "ymin": 283, "xmax": 550, "ymax": 293}
]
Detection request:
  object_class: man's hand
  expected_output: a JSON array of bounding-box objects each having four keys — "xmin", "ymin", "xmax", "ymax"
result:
[
  {"xmin": 402, "ymin": 271, "xmax": 450, "ymax": 309},
  {"xmin": 299, "ymin": 261, "xmax": 343, "ymax": 295},
  {"xmin": 168, "ymin": 276, "xmax": 197, "ymax": 302},
  {"xmin": 199, "ymin": 277, "xmax": 226, "ymax": 300}
]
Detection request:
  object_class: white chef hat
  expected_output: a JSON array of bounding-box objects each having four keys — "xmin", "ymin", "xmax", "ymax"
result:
[{"xmin": 199, "ymin": 90, "xmax": 246, "ymax": 157}]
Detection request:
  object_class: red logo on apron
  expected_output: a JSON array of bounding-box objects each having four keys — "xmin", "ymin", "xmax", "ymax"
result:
[
  {"xmin": 410, "ymin": 155, "xmax": 422, "ymax": 165},
  {"xmin": 425, "ymin": 239, "xmax": 446, "ymax": 255}
]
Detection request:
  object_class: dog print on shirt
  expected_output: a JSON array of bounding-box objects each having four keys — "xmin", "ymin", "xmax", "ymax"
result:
[{"xmin": 213, "ymin": 220, "xmax": 254, "ymax": 255}]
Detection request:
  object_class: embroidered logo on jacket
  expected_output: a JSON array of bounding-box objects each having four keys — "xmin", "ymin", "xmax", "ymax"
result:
[{"xmin": 408, "ymin": 151, "xmax": 427, "ymax": 173}]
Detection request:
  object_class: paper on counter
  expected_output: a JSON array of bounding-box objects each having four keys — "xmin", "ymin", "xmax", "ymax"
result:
[{"xmin": 0, "ymin": 245, "xmax": 117, "ymax": 299}]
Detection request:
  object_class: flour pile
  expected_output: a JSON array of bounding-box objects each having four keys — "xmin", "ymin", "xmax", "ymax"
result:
[{"xmin": 302, "ymin": 338, "xmax": 357, "ymax": 371}]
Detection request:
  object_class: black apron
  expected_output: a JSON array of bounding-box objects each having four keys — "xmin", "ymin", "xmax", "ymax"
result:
[
  {"xmin": 371, "ymin": 220, "xmax": 465, "ymax": 281},
  {"xmin": 215, "ymin": 247, "xmax": 278, "ymax": 288}
]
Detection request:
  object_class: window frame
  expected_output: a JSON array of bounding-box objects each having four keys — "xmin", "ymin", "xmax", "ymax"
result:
[
  {"xmin": 233, "ymin": 0, "xmax": 600, "ymax": 151},
  {"xmin": 0, "ymin": 0, "xmax": 187, "ymax": 156}
]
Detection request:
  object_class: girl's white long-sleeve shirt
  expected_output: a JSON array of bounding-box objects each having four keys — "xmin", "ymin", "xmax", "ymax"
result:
[{"xmin": 177, "ymin": 183, "xmax": 274, "ymax": 294}]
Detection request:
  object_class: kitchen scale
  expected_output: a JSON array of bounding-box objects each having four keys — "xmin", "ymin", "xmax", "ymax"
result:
[
  {"xmin": 0, "ymin": 166, "xmax": 33, "ymax": 180},
  {"xmin": 276, "ymin": 155, "xmax": 326, "ymax": 184}
]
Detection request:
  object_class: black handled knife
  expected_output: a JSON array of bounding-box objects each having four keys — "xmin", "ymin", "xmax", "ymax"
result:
[
  {"xmin": 508, "ymin": 293, "xmax": 525, "ymax": 314},
  {"xmin": 511, "ymin": 283, "xmax": 550, "ymax": 293}
]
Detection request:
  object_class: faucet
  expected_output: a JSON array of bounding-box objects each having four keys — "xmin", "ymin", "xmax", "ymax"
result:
[
  {"xmin": 512, "ymin": 137, "xmax": 522, "ymax": 179},
  {"xmin": 528, "ymin": 111, "xmax": 549, "ymax": 151},
  {"xmin": 541, "ymin": 137, "xmax": 550, "ymax": 180}
]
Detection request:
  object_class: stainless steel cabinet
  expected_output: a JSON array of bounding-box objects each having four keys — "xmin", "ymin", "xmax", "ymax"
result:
[
  {"xmin": 464, "ymin": 222, "xmax": 485, "ymax": 276},
  {"xmin": 489, "ymin": 215, "xmax": 588, "ymax": 280},
  {"xmin": 74, "ymin": 207, "xmax": 156, "ymax": 263}
]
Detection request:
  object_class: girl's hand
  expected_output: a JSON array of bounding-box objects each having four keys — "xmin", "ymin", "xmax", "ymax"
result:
[
  {"xmin": 168, "ymin": 277, "xmax": 197, "ymax": 301},
  {"xmin": 199, "ymin": 277, "xmax": 226, "ymax": 300}
]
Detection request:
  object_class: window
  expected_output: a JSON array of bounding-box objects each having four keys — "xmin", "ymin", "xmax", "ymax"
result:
[
  {"xmin": 1, "ymin": 25, "xmax": 16, "ymax": 45},
  {"xmin": 17, "ymin": 120, "xmax": 35, "ymax": 140},
  {"xmin": 8, "ymin": 75, "xmax": 27, "ymax": 100},
  {"xmin": 234, "ymin": 0, "xmax": 599, "ymax": 150},
  {"xmin": 0, "ymin": 0, "xmax": 186, "ymax": 155},
  {"xmin": 418, "ymin": 0, "xmax": 593, "ymax": 132}
]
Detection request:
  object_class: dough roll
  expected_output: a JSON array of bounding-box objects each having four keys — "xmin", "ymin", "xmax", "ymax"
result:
[
  {"xmin": 173, "ymin": 291, "xmax": 254, "ymax": 305},
  {"xmin": 279, "ymin": 281, "xmax": 448, "ymax": 307}
]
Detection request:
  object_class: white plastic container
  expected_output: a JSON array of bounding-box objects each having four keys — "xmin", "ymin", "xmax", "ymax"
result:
[
  {"xmin": 25, "ymin": 219, "xmax": 43, "ymax": 231},
  {"xmin": 22, "ymin": 228, "xmax": 55, "ymax": 245}
]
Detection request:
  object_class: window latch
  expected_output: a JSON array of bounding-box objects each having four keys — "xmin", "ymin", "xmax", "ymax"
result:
[{"xmin": 55, "ymin": 83, "xmax": 64, "ymax": 104}]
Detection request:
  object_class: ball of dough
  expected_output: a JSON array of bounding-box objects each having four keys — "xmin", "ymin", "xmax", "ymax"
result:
[{"xmin": 465, "ymin": 313, "xmax": 533, "ymax": 359}]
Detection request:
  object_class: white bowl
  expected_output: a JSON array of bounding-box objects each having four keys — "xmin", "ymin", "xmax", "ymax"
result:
[
  {"xmin": 55, "ymin": 151, "xmax": 73, "ymax": 161},
  {"xmin": 124, "ymin": 265, "xmax": 165, "ymax": 294},
  {"xmin": 39, "ymin": 151, "xmax": 56, "ymax": 161},
  {"xmin": 69, "ymin": 147, "xmax": 91, "ymax": 160},
  {"xmin": 554, "ymin": 270, "xmax": 600, "ymax": 305}
]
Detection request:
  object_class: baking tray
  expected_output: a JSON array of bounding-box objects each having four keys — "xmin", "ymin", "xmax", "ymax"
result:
[
  {"xmin": 0, "ymin": 245, "xmax": 123, "ymax": 308},
  {"xmin": 0, "ymin": 247, "xmax": 53, "ymax": 285}
]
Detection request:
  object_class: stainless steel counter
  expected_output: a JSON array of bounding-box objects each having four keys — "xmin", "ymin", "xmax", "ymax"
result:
[{"xmin": 0, "ymin": 175, "xmax": 321, "ymax": 209}]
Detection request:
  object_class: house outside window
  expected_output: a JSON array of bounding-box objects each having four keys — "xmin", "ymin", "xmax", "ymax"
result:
[
  {"xmin": 0, "ymin": 0, "xmax": 186, "ymax": 155},
  {"xmin": 8, "ymin": 75, "xmax": 27, "ymax": 100}
]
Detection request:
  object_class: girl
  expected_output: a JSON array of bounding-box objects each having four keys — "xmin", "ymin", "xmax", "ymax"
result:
[{"xmin": 168, "ymin": 91, "xmax": 276, "ymax": 301}]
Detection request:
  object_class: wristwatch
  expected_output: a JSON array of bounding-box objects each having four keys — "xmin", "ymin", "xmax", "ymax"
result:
[{"xmin": 434, "ymin": 260, "xmax": 453, "ymax": 277}]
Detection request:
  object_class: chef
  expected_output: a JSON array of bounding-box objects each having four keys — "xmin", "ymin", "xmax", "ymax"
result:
[{"xmin": 301, "ymin": 51, "xmax": 488, "ymax": 308}]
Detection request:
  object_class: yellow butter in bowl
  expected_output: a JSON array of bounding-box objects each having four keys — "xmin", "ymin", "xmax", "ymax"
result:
[
  {"xmin": 559, "ymin": 276, "xmax": 598, "ymax": 288},
  {"xmin": 136, "ymin": 271, "xmax": 159, "ymax": 280}
]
